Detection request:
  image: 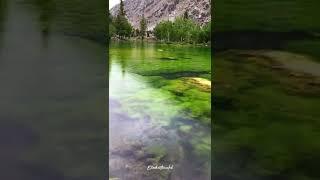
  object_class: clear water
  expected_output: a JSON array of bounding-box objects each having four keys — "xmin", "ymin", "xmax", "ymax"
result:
[
  {"xmin": 109, "ymin": 42, "xmax": 211, "ymax": 179},
  {"xmin": 0, "ymin": 1, "xmax": 211, "ymax": 179}
]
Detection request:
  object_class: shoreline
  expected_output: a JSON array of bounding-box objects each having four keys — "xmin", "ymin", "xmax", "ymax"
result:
[{"xmin": 109, "ymin": 37, "xmax": 211, "ymax": 47}]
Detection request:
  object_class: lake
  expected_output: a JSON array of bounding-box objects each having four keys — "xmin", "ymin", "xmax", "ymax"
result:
[
  {"xmin": 109, "ymin": 42, "xmax": 212, "ymax": 179},
  {"xmin": 0, "ymin": 0, "xmax": 106, "ymax": 179},
  {"xmin": 214, "ymin": 49, "xmax": 320, "ymax": 179},
  {"xmin": 0, "ymin": 0, "xmax": 211, "ymax": 179}
]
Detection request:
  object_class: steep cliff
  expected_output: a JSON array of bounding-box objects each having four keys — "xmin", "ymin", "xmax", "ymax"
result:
[{"xmin": 110, "ymin": 0, "xmax": 211, "ymax": 30}]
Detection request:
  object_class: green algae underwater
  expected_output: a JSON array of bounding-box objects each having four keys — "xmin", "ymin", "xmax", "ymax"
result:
[
  {"xmin": 213, "ymin": 0, "xmax": 320, "ymax": 179},
  {"xmin": 109, "ymin": 42, "xmax": 212, "ymax": 179},
  {"xmin": 214, "ymin": 50, "xmax": 320, "ymax": 180}
]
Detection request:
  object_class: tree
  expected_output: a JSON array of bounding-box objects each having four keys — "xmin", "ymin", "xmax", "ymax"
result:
[
  {"xmin": 140, "ymin": 15, "xmax": 147, "ymax": 40},
  {"xmin": 154, "ymin": 17, "xmax": 211, "ymax": 43},
  {"xmin": 108, "ymin": 13, "xmax": 116, "ymax": 39},
  {"xmin": 114, "ymin": 0, "xmax": 132, "ymax": 39},
  {"xmin": 119, "ymin": 0, "xmax": 125, "ymax": 16},
  {"xmin": 183, "ymin": 10, "xmax": 189, "ymax": 19},
  {"xmin": 134, "ymin": 28, "xmax": 139, "ymax": 37},
  {"xmin": 154, "ymin": 20, "xmax": 173, "ymax": 42},
  {"xmin": 203, "ymin": 21, "xmax": 211, "ymax": 42}
]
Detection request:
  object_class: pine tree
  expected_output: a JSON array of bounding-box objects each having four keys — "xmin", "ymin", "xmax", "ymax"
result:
[
  {"xmin": 114, "ymin": 0, "xmax": 132, "ymax": 39},
  {"xmin": 183, "ymin": 10, "xmax": 189, "ymax": 19},
  {"xmin": 140, "ymin": 15, "xmax": 147, "ymax": 40},
  {"xmin": 119, "ymin": 0, "xmax": 126, "ymax": 16}
]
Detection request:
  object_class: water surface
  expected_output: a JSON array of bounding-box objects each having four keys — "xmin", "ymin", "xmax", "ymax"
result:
[
  {"xmin": 109, "ymin": 42, "xmax": 211, "ymax": 179},
  {"xmin": 0, "ymin": 1, "xmax": 106, "ymax": 179}
]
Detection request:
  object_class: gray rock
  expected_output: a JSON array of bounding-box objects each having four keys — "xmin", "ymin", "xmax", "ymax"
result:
[{"xmin": 110, "ymin": 0, "xmax": 211, "ymax": 30}]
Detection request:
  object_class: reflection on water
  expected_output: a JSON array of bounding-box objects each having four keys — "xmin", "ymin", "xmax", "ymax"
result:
[
  {"xmin": 0, "ymin": 0, "xmax": 106, "ymax": 179},
  {"xmin": 30, "ymin": 0, "xmax": 56, "ymax": 45},
  {"xmin": 109, "ymin": 42, "xmax": 211, "ymax": 179},
  {"xmin": 27, "ymin": 0, "xmax": 56, "ymax": 35},
  {"xmin": 0, "ymin": 0, "xmax": 7, "ymax": 49}
]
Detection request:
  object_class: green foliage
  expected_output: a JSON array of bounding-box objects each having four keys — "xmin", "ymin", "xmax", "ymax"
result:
[
  {"xmin": 154, "ymin": 17, "xmax": 211, "ymax": 43},
  {"xmin": 118, "ymin": 0, "xmax": 125, "ymax": 16},
  {"xmin": 108, "ymin": 13, "xmax": 116, "ymax": 40},
  {"xmin": 154, "ymin": 20, "xmax": 173, "ymax": 42},
  {"xmin": 113, "ymin": 0, "xmax": 132, "ymax": 39},
  {"xmin": 114, "ymin": 15, "xmax": 132, "ymax": 38},
  {"xmin": 139, "ymin": 15, "xmax": 147, "ymax": 39},
  {"xmin": 183, "ymin": 10, "xmax": 189, "ymax": 19}
]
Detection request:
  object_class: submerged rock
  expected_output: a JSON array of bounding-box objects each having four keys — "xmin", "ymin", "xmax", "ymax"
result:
[
  {"xmin": 159, "ymin": 57, "xmax": 179, "ymax": 61},
  {"xmin": 185, "ymin": 77, "xmax": 211, "ymax": 92},
  {"xmin": 227, "ymin": 50, "xmax": 320, "ymax": 96},
  {"xmin": 179, "ymin": 125, "xmax": 192, "ymax": 133}
]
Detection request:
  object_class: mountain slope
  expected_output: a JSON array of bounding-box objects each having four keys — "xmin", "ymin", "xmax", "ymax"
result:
[{"xmin": 110, "ymin": 0, "xmax": 211, "ymax": 30}]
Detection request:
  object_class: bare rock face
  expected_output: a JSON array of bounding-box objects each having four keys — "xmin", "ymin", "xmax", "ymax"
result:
[{"xmin": 110, "ymin": 0, "xmax": 211, "ymax": 30}]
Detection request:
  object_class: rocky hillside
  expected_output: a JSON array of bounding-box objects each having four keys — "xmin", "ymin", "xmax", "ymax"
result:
[{"xmin": 110, "ymin": 0, "xmax": 211, "ymax": 30}]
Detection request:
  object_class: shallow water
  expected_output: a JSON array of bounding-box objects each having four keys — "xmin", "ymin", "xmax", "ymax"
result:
[
  {"xmin": 0, "ymin": 1, "xmax": 106, "ymax": 179},
  {"xmin": 109, "ymin": 42, "xmax": 211, "ymax": 179},
  {"xmin": 214, "ymin": 50, "xmax": 320, "ymax": 180}
]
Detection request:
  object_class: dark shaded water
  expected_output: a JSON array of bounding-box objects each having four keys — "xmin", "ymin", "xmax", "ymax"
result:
[
  {"xmin": 214, "ymin": 31, "xmax": 316, "ymax": 51},
  {"xmin": 0, "ymin": 1, "xmax": 106, "ymax": 179},
  {"xmin": 214, "ymin": 50, "xmax": 320, "ymax": 180}
]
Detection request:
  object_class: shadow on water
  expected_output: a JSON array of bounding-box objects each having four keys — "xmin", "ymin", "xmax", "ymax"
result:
[
  {"xmin": 0, "ymin": 0, "xmax": 7, "ymax": 49},
  {"xmin": 30, "ymin": 0, "xmax": 56, "ymax": 47},
  {"xmin": 0, "ymin": 0, "xmax": 106, "ymax": 179}
]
